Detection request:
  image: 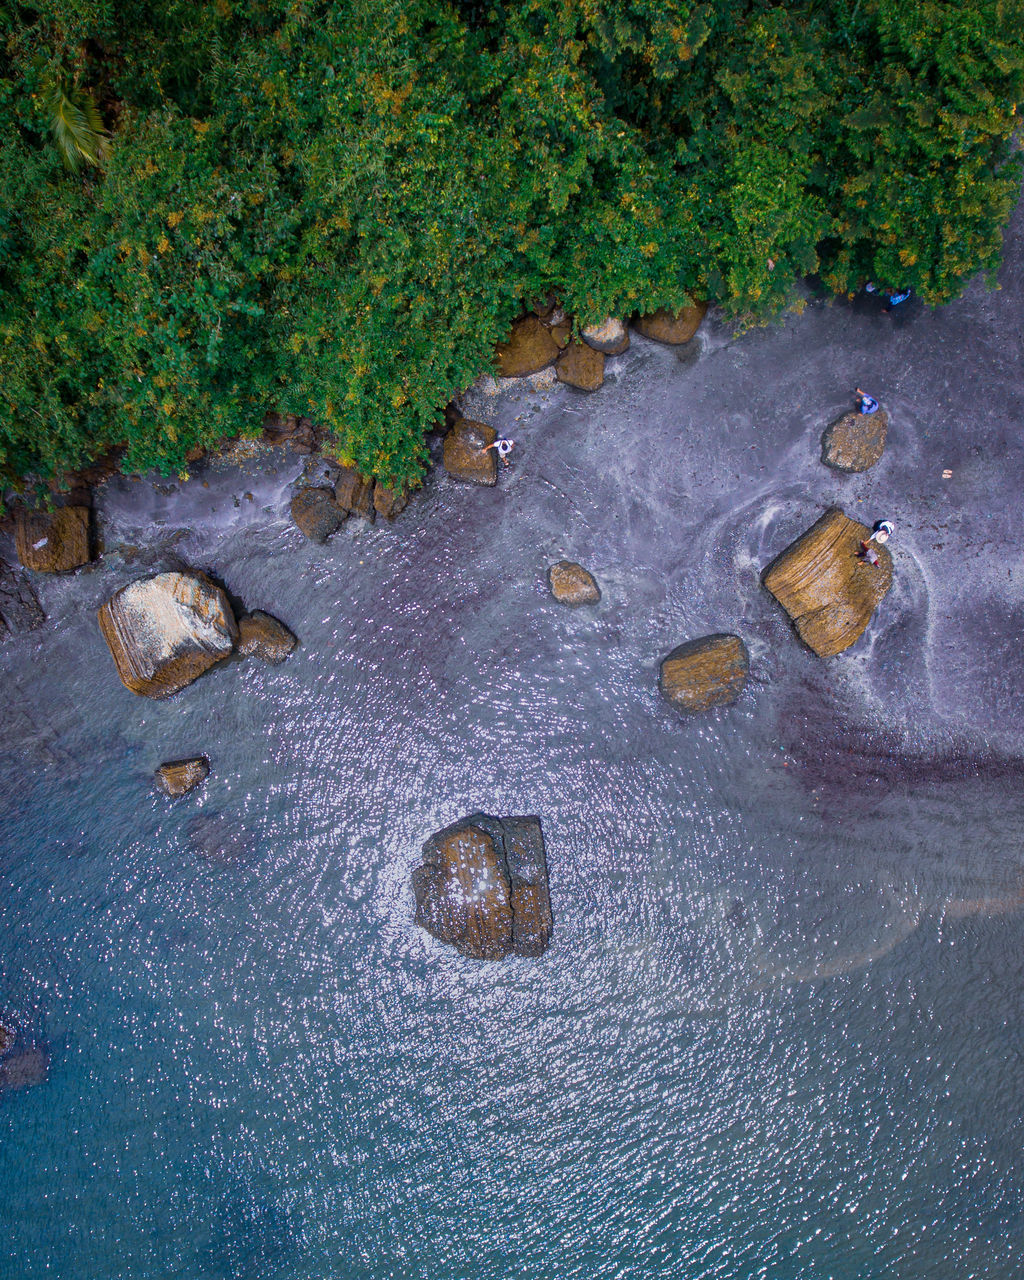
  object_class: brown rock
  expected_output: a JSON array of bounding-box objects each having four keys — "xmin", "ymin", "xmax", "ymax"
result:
[
  {"xmin": 556, "ymin": 341, "xmax": 605, "ymax": 391},
  {"xmin": 633, "ymin": 301, "xmax": 708, "ymax": 344},
  {"xmin": 443, "ymin": 418, "xmax": 498, "ymax": 486},
  {"xmin": 155, "ymin": 757, "xmax": 210, "ymax": 797},
  {"xmin": 412, "ymin": 813, "xmax": 552, "ymax": 959},
  {"xmin": 0, "ymin": 559, "xmax": 45, "ymax": 635},
  {"xmin": 581, "ymin": 317, "xmax": 630, "ymax": 355},
  {"xmin": 237, "ymin": 611, "xmax": 297, "ymax": 663},
  {"xmin": 98, "ymin": 571, "xmax": 237, "ymax": 698},
  {"xmin": 548, "ymin": 321, "xmax": 572, "ymax": 349},
  {"xmin": 660, "ymin": 634, "xmax": 749, "ymax": 714},
  {"xmin": 15, "ymin": 506, "xmax": 91, "ymax": 573},
  {"xmin": 373, "ymin": 483, "xmax": 408, "ymax": 520},
  {"xmin": 290, "ymin": 487, "xmax": 345, "ymax": 543},
  {"xmin": 548, "ymin": 561, "xmax": 601, "ymax": 605},
  {"xmin": 762, "ymin": 508, "xmax": 893, "ymax": 657},
  {"xmin": 821, "ymin": 409, "xmax": 888, "ymax": 472},
  {"xmin": 263, "ymin": 411, "xmax": 316, "ymax": 452},
  {"xmin": 335, "ymin": 465, "xmax": 375, "ymax": 519},
  {"xmin": 0, "ymin": 1043, "xmax": 49, "ymax": 1093},
  {"xmin": 494, "ymin": 316, "xmax": 561, "ymax": 376}
]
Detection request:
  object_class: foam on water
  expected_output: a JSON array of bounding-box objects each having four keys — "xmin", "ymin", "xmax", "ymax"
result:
[{"xmin": 2, "ymin": 204, "xmax": 1024, "ymax": 1279}]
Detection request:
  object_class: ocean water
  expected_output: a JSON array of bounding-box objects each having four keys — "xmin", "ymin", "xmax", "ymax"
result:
[{"xmin": 2, "ymin": 207, "xmax": 1024, "ymax": 1279}]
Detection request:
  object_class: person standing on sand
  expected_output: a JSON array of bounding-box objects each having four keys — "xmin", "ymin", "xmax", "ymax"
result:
[
  {"xmin": 855, "ymin": 388, "xmax": 880, "ymax": 414},
  {"xmin": 482, "ymin": 438, "xmax": 515, "ymax": 467}
]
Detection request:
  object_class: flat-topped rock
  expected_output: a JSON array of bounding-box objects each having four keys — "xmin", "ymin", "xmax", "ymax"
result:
[
  {"xmin": 633, "ymin": 302, "xmax": 707, "ymax": 344},
  {"xmin": 98, "ymin": 571, "xmax": 237, "ymax": 698},
  {"xmin": 660, "ymin": 634, "xmax": 749, "ymax": 713},
  {"xmin": 821, "ymin": 409, "xmax": 888, "ymax": 472},
  {"xmin": 581, "ymin": 317, "xmax": 629, "ymax": 355},
  {"xmin": 237, "ymin": 611, "xmax": 297, "ymax": 664},
  {"xmin": 443, "ymin": 418, "xmax": 497, "ymax": 485},
  {"xmin": 15, "ymin": 506, "xmax": 91, "ymax": 573},
  {"xmin": 412, "ymin": 813, "xmax": 552, "ymax": 959},
  {"xmin": 291, "ymin": 487, "xmax": 345, "ymax": 543},
  {"xmin": 155, "ymin": 757, "xmax": 209, "ymax": 796},
  {"xmin": 494, "ymin": 316, "xmax": 561, "ymax": 377},
  {"xmin": 762, "ymin": 508, "xmax": 892, "ymax": 657},
  {"xmin": 548, "ymin": 561, "xmax": 601, "ymax": 605},
  {"xmin": 556, "ymin": 340, "xmax": 605, "ymax": 391}
]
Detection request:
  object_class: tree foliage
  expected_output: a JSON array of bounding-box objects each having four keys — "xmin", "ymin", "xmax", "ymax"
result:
[{"xmin": 1, "ymin": 0, "xmax": 1021, "ymax": 497}]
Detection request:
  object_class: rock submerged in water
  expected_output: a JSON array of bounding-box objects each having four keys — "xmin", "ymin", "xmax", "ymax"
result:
[
  {"xmin": 0, "ymin": 1023, "xmax": 13, "ymax": 1056},
  {"xmin": 237, "ymin": 611, "xmax": 297, "ymax": 664},
  {"xmin": 762, "ymin": 508, "xmax": 892, "ymax": 657},
  {"xmin": 155, "ymin": 757, "xmax": 209, "ymax": 797},
  {"xmin": 15, "ymin": 506, "xmax": 92, "ymax": 573},
  {"xmin": 821, "ymin": 410, "xmax": 888, "ymax": 472},
  {"xmin": 581, "ymin": 317, "xmax": 629, "ymax": 355},
  {"xmin": 0, "ymin": 1041, "xmax": 49, "ymax": 1094},
  {"xmin": 494, "ymin": 316, "xmax": 561, "ymax": 377},
  {"xmin": 412, "ymin": 813, "xmax": 552, "ymax": 959},
  {"xmin": 0, "ymin": 558, "xmax": 45, "ymax": 637},
  {"xmin": 548, "ymin": 561, "xmax": 601, "ymax": 605},
  {"xmin": 290, "ymin": 486, "xmax": 345, "ymax": 543},
  {"xmin": 632, "ymin": 302, "xmax": 707, "ymax": 345},
  {"xmin": 660, "ymin": 634, "xmax": 749, "ymax": 713},
  {"xmin": 556, "ymin": 340, "xmax": 605, "ymax": 391},
  {"xmin": 443, "ymin": 418, "xmax": 497, "ymax": 486},
  {"xmin": 98, "ymin": 571, "xmax": 237, "ymax": 698}
]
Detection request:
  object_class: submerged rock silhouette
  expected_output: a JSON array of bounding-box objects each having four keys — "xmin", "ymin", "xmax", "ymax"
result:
[
  {"xmin": 762, "ymin": 508, "xmax": 892, "ymax": 657},
  {"xmin": 413, "ymin": 814, "xmax": 552, "ymax": 959}
]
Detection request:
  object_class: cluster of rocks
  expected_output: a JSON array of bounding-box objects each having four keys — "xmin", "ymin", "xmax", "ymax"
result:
[
  {"xmin": 96, "ymin": 569, "xmax": 297, "ymax": 796},
  {"xmin": 413, "ymin": 813, "xmax": 552, "ymax": 959},
  {"xmin": 0, "ymin": 1023, "xmax": 49, "ymax": 1095},
  {"xmin": 290, "ymin": 463, "xmax": 407, "ymax": 543}
]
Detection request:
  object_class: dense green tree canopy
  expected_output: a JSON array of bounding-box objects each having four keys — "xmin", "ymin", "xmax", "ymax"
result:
[{"xmin": 1, "ymin": 0, "xmax": 1021, "ymax": 498}]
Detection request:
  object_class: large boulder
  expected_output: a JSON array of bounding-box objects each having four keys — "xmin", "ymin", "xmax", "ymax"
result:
[
  {"xmin": 154, "ymin": 757, "xmax": 209, "ymax": 797},
  {"xmin": 633, "ymin": 302, "xmax": 707, "ymax": 344},
  {"xmin": 821, "ymin": 410, "xmax": 888, "ymax": 472},
  {"xmin": 660, "ymin": 634, "xmax": 749, "ymax": 713},
  {"xmin": 412, "ymin": 813, "xmax": 552, "ymax": 959},
  {"xmin": 290, "ymin": 486, "xmax": 345, "ymax": 543},
  {"xmin": 548, "ymin": 561, "xmax": 601, "ymax": 606},
  {"xmin": 494, "ymin": 316, "xmax": 561, "ymax": 377},
  {"xmin": 15, "ymin": 506, "xmax": 91, "ymax": 573},
  {"xmin": 762, "ymin": 508, "xmax": 892, "ymax": 657},
  {"xmin": 237, "ymin": 610, "xmax": 297, "ymax": 664},
  {"xmin": 0, "ymin": 559, "xmax": 45, "ymax": 636},
  {"xmin": 98, "ymin": 571, "xmax": 238, "ymax": 698},
  {"xmin": 556, "ymin": 340, "xmax": 605, "ymax": 391},
  {"xmin": 335, "ymin": 465, "xmax": 375, "ymax": 519},
  {"xmin": 581, "ymin": 317, "xmax": 630, "ymax": 355},
  {"xmin": 443, "ymin": 418, "xmax": 497, "ymax": 486}
]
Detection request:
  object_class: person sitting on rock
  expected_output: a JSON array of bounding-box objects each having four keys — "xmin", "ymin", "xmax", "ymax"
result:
[
  {"xmin": 858, "ymin": 520, "xmax": 894, "ymax": 567},
  {"xmin": 482, "ymin": 438, "xmax": 515, "ymax": 467},
  {"xmin": 855, "ymin": 388, "xmax": 879, "ymax": 414}
]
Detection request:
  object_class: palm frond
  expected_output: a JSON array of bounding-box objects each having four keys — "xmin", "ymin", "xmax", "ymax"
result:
[{"xmin": 42, "ymin": 77, "xmax": 108, "ymax": 172}]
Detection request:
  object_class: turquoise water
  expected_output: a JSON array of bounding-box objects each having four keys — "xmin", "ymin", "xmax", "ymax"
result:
[{"xmin": 3, "ymin": 207, "xmax": 1024, "ymax": 1278}]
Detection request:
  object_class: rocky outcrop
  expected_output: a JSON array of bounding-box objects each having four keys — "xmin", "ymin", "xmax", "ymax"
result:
[
  {"xmin": 548, "ymin": 561, "xmax": 601, "ymax": 605},
  {"xmin": 762, "ymin": 508, "xmax": 892, "ymax": 657},
  {"xmin": 556, "ymin": 340, "xmax": 605, "ymax": 391},
  {"xmin": 633, "ymin": 302, "xmax": 707, "ymax": 344},
  {"xmin": 581, "ymin": 317, "xmax": 630, "ymax": 355},
  {"xmin": 660, "ymin": 634, "xmax": 749, "ymax": 713},
  {"xmin": 237, "ymin": 610, "xmax": 297, "ymax": 663},
  {"xmin": 335, "ymin": 465, "xmax": 375, "ymax": 519},
  {"xmin": 0, "ymin": 559, "xmax": 45, "ymax": 636},
  {"xmin": 291, "ymin": 487, "xmax": 345, "ymax": 543},
  {"xmin": 263, "ymin": 411, "xmax": 317, "ymax": 452},
  {"xmin": 413, "ymin": 813, "xmax": 552, "ymax": 959},
  {"xmin": 15, "ymin": 506, "xmax": 91, "ymax": 573},
  {"xmin": 373, "ymin": 484, "xmax": 407, "ymax": 520},
  {"xmin": 443, "ymin": 418, "xmax": 497, "ymax": 485},
  {"xmin": 494, "ymin": 316, "xmax": 561, "ymax": 377},
  {"xmin": 0, "ymin": 1042, "xmax": 49, "ymax": 1093},
  {"xmin": 821, "ymin": 410, "xmax": 888, "ymax": 472},
  {"xmin": 155, "ymin": 757, "xmax": 210, "ymax": 796},
  {"xmin": 98, "ymin": 571, "xmax": 237, "ymax": 698}
]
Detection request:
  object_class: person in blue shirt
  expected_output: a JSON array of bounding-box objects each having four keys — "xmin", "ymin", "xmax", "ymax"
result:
[{"xmin": 855, "ymin": 388, "xmax": 879, "ymax": 414}]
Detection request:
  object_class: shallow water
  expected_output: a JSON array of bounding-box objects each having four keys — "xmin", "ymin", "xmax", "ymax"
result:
[{"xmin": 2, "ymin": 205, "xmax": 1024, "ymax": 1280}]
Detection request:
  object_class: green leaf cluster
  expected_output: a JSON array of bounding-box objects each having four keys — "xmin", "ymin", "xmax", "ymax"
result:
[{"xmin": 1, "ymin": 0, "xmax": 1021, "ymax": 498}]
